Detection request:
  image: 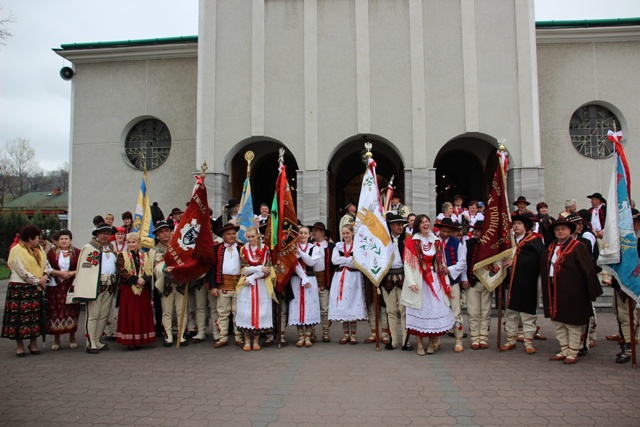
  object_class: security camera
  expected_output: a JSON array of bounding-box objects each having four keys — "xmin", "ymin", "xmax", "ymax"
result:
[{"xmin": 60, "ymin": 67, "xmax": 74, "ymax": 81}]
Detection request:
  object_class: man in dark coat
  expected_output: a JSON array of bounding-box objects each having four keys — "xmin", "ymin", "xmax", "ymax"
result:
[
  {"xmin": 501, "ymin": 215, "xmax": 545, "ymax": 354},
  {"xmin": 540, "ymin": 219, "xmax": 603, "ymax": 364}
]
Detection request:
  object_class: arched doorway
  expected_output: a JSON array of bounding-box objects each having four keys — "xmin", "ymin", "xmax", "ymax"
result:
[
  {"xmin": 327, "ymin": 135, "xmax": 405, "ymax": 233},
  {"xmin": 229, "ymin": 139, "xmax": 299, "ymax": 214},
  {"xmin": 433, "ymin": 135, "xmax": 500, "ymax": 211}
]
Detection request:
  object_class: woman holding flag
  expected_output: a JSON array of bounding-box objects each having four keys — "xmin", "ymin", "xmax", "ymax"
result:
[
  {"xmin": 289, "ymin": 226, "xmax": 321, "ymax": 347},
  {"xmin": 401, "ymin": 214, "xmax": 455, "ymax": 356},
  {"xmin": 328, "ymin": 224, "xmax": 367, "ymax": 345},
  {"xmin": 236, "ymin": 226, "xmax": 277, "ymax": 351}
]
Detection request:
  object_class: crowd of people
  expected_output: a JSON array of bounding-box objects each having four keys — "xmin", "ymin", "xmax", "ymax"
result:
[{"xmin": 1, "ymin": 192, "xmax": 638, "ymax": 365}]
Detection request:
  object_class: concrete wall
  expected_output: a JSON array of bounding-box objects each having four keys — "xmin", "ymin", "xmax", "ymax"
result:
[
  {"xmin": 68, "ymin": 56, "xmax": 197, "ymax": 241},
  {"xmin": 537, "ymin": 36, "xmax": 640, "ymax": 215}
]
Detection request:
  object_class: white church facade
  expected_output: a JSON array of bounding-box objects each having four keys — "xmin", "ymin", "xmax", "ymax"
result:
[{"xmin": 55, "ymin": 0, "xmax": 640, "ymax": 238}]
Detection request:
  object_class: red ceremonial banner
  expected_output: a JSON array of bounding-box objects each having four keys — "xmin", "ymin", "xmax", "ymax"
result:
[
  {"xmin": 164, "ymin": 179, "xmax": 215, "ymax": 283},
  {"xmin": 472, "ymin": 150, "xmax": 514, "ymax": 291},
  {"xmin": 265, "ymin": 165, "xmax": 299, "ymax": 294}
]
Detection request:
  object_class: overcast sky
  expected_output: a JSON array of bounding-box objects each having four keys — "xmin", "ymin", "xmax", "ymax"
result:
[{"xmin": 0, "ymin": 0, "xmax": 639, "ymax": 171}]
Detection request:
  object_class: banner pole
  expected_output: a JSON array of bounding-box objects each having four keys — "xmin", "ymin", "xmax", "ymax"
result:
[
  {"xmin": 630, "ymin": 298, "xmax": 636, "ymax": 368},
  {"xmin": 497, "ymin": 283, "xmax": 503, "ymax": 351}
]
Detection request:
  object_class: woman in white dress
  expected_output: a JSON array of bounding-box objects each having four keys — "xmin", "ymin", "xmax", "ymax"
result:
[
  {"xmin": 401, "ymin": 214, "xmax": 455, "ymax": 356},
  {"xmin": 235, "ymin": 226, "xmax": 276, "ymax": 351},
  {"xmin": 289, "ymin": 226, "xmax": 321, "ymax": 347},
  {"xmin": 328, "ymin": 224, "xmax": 367, "ymax": 344}
]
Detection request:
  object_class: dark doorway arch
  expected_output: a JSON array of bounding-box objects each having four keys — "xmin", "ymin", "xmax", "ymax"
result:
[
  {"xmin": 433, "ymin": 135, "xmax": 499, "ymax": 212},
  {"xmin": 230, "ymin": 140, "xmax": 299, "ymax": 214},
  {"xmin": 328, "ymin": 135, "xmax": 405, "ymax": 234}
]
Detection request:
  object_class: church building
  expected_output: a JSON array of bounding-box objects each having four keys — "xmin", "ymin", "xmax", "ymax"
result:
[{"xmin": 55, "ymin": 0, "xmax": 640, "ymax": 237}]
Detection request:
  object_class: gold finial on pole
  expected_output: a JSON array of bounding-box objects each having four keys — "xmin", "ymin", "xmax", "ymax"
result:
[
  {"xmin": 200, "ymin": 161, "xmax": 208, "ymax": 178},
  {"xmin": 244, "ymin": 150, "xmax": 255, "ymax": 177},
  {"xmin": 364, "ymin": 141, "xmax": 373, "ymax": 159},
  {"xmin": 498, "ymin": 138, "xmax": 507, "ymax": 152}
]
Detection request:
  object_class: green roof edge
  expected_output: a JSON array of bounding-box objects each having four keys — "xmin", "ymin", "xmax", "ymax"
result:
[
  {"xmin": 54, "ymin": 18, "xmax": 640, "ymax": 51},
  {"xmin": 56, "ymin": 35, "xmax": 198, "ymax": 51},
  {"xmin": 535, "ymin": 17, "xmax": 640, "ymax": 28}
]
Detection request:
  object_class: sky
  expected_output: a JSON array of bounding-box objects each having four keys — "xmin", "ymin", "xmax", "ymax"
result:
[{"xmin": 0, "ymin": 0, "xmax": 639, "ymax": 171}]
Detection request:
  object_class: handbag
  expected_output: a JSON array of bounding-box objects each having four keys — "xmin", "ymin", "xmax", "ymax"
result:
[{"xmin": 65, "ymin": 286, "xmax": 75, "ymax": 304}]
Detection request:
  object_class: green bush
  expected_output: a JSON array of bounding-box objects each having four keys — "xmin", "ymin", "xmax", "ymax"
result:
[
  {"xmin": 0, "ymin": 210, "xmax": 61, "ymax": 260},
  {"xmin": 0, "ymin": 265, "xmax": 9, "ymax": 280}
]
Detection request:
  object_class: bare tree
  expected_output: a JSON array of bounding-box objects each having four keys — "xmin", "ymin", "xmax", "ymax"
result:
[
  {"xmin": 0, "ymin": 6, "xmax": 14, "ymax": 46},
  {"xmin": 0, "ymin": 152, "xmax": 11, "ymax": 206},
  {"xmin": 4, "ymin": 138, "xmax": 43, "ymax": 198},
  {"xmin": 46, "ymin": 162, "xmax": 69, "ymax": 193}
]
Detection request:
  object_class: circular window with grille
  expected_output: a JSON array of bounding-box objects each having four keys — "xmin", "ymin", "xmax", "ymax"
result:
[
  {"xmin": 124, "ymin": 119, "xmax": 171, "ymax": 170},
  {"xmin": 569, "ymin": 104, "xmax": 622, "ymax": 159}
]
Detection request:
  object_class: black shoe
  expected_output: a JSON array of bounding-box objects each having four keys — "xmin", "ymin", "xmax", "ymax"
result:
[
  {"xmin": 163, "ymin": 340, "xmax": 172, "ymax": 348},
  {"xmin": 191, "ymin": 337, "xmax": 206, "ymax": 344},
  {"xmin": 401, "ymin": 343, "xmax": 413, "ymax": 351},
  {"xmin": 28, "ymin": 347, "xmax": 41, "ymax": 355},
  {"xmin": 616, "ymin": 353, "xmax": 631, "ymax": 364},
  {"xmin": 16, "ymin": 352, "xmax": 26, "ymax": 358},
  {"xmin": 86, "ymin": 348, "xmax": 100, "ymax": 354},
  {"xmin": 447, "ymin": 332, "xmax": 455, "ymax": 338},
  {"xmin": 128, "ymin": 346, "xmax": 138, "ymax": 351},
  {"xmin": 179, "ymin": 340, "xmax": 188, "ymax": 347},
  {"xmin": 384, "ymin": 343, "xmax": 395, "ymax": 351},
  {"xmin": 463, "ymin": 333, "xmax": 468, "ymax": 338},
  {"xmin": 99, "ymin": 344, "xmax": 109, "ymax": 352},
  {"xmin": 577, "ymin": 348, "xmax": 588, "ymax": 357}
]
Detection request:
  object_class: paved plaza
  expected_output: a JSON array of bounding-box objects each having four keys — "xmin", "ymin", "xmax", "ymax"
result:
[{"xmin": 0, "ymin": 280, "xmax": 638, "ymax": 427}]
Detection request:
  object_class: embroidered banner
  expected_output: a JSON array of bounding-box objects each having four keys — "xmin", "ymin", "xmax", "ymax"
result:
[
  {"xmin": 598, "ymin": 131, "xmax": 640, "ymax": 303},
  {"xmin": 353, "ymin": 155, "xmax": 393, "ymax": 287},
  {"xmin": 131, "ymin": 170, "xmax": 155, "ymax": 249},
  {"xmin": 236, "ymin": 177, "xmax": 255, "ymax": 244},
  {"xmin": 164, "ymin": 176, "xmax": 215, "ymax": 283},
  {"xmin": 473, "ymin": 149, "xmax": 514, "ymax": 291}
]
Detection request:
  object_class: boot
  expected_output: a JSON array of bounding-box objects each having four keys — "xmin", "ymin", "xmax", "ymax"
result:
[
  {"xmin": 243, "ymin": 334, "xmax": 251, "ymax": 351},
  {"xmin": 340, "ymin": 326, "xmax": 350, "ymax": 345},
  {"xmin": 252, "ymin": 335, "xmax": 261, "ymax": 351},
  {"xmin": 524, "ymin": 338, "xmax": 536, "ymax": 354},
  {"xmin": 500, "ymin": 335, "xmax": 517, "ymax": 351},
  {"xmin": 296, "ymin": 327, "xmax": 305, "ymax": 347},
  {"xmin": 616, "ymin": 343, "xmax": 631, "ymax": 364},
  {"xmin": 304, "ymin": 331, "xmax": 313, "ymax": 347},
  {"xmin": 364, "ymin": 329, "xmax": 376, "ymax": 344}
]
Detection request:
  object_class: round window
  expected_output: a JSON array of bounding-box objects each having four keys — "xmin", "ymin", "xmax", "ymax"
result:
[
  {"xmin": 569, "ymin": 104, "xmax": 622, "ymax": 159},
  {"xmin": 124, "ymin": 119, "xmax": 171, "ymax": 170}
]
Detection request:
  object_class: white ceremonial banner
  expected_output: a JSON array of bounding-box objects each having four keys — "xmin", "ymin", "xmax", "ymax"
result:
[{"xmin": 353, "ymin": 154, "xmax": 394, "ymax": 287}]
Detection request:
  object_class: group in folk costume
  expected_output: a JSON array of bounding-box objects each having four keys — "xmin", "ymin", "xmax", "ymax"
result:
[
  {"xmin": 73, "ymin": 223, "xmax": 118, "ymax": 354},
  {"xmin": 206, "ymin": 223, "xmax": 244, "ymax": 348},
  {"xmin": 462, "ymin": 220, "xmax": 493, "ymax": 350},
  {"xmin": 501, "ymin": 214, "xmax": 545, "ymax": 354},
  {"xmin": 310, "ymin": 222, "xmax": 335, "ymax": 342},
  {"xmin": 115, "ymin": 233, "xmax": 156, "ymax": 349},
  {"xmin": 401, "ymin": 214, "xmax": 455, "ymax": 356},
  {"xmin": 433, "ymin": 218, "xmax": 468, "ymax": 353},
  {"xmin": 46, "ymin": 229, "xmax": 81, "ymax": 350},
  {"xmin": 236, "ymin": 226, "xmax": 277, "ymax": 351},
  {"xmin": 541, "ymin": 219, "xmax": 603, "ymax": 364},
  {"xmin": 288, "ymin": 226, "xmax": 321, "ymax": 347},
  {"xmin": 328, "ymin": 225, "xmax": 367, "ymax": 344}
]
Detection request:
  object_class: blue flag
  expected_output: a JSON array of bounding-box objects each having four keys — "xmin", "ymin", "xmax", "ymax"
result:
[
  {"xmin": 236, "ymin": 177, "xmax": 255, "ymax": 244},
  {"xmin": 598, "ymin": 134, "xmax": 640, "ymax": 303},
  {"xmin": 132, "ymin": 170, "xmax": 155, "ymax": 249}
]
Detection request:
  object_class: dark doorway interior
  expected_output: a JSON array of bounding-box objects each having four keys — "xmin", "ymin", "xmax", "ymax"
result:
[
  {"xmin": 434, "ymin": 149, "xmax": 485, "ymax": 211},
  {"xmin": 329, "ymin": 137, "xmax": 404, "ymax": 234},
  {"xmin": 230, "ymin": 141, "xmax": 299, "ymax": 215}
]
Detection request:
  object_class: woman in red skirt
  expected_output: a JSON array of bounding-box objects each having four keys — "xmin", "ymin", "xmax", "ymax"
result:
[
  {"xmin": 115, "ymin": 233, "xmax": 156, "ymax": 350},
  {"xmin": 46, "ymin": 229, "xmax": 81, "ymax": 350}
]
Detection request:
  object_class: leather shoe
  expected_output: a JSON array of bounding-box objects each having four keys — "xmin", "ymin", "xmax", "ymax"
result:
[
  {"xmin": 563, "ymin": 356, "xmax": 578, "ymax": 365},
  {"xmin": 500, "ymin": 343, "xmax": 516, "ymax": 351},
  {"xmin": 163, "ymin": 340, "xmax": 172, "ymax": 347},
  {"xmin": 86, "ymin": 348, "xmax": 100, "ymax": 354},
  {"xmin": 213, "ymin": 340, "xmax": 228, "ymax": 348},
  {"xmin": 534, "ymin": 333, "xmax": 546, "ymax": 340},
  {"xmin": 549, "ymin": 353, "xmax": 566, "ymax": 361},
  {"xmin": 322, "ymin": 335, "xmax": 331, "ymax": 343},
  {"xmin": 179, "ymin": 340, "xmax": 188, "ymax": 347},
  {"xmin": 417, "ymin": 347, "xmax": 426, "ymax": 356},
  {"xmin": 384, "ymin": 343, "xmax": 396, "ymax": 350},
  {"xmin": 401, "ymin": 343, "xmax": 413, "ymax": 351},
  {"xmin": 479, "ymin": 342, "xmax": 489, "ymax": 350},
  {"xmin": 470, "ymin": 343, "xmax": 480, "ymax": 350},
  {"xmin": 606, "ymin": 333, "xmax": 621, "ymax": 341},
  {"xmin": 16, "ymin": 352, "xmax": 26, "ymax": 358},
  {"xmin": 525, "ymin": 347, "xmax": 536, "ymax": 354},
  {"xmin": 616, "ymin": 353, "xmax": 631, "ymax": 364},
  {"xmin": 99, "ymin": 344, "xmax": 109, "ymax": 351},
  {"xmin": 191, "ymin": 337, "xmax": 206, "ymax": 344}
]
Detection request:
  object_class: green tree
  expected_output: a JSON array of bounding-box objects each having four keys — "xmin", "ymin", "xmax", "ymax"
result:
[{"xmin": 0, "ymin": 210, "xmax": 29, "ymax": 260}]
